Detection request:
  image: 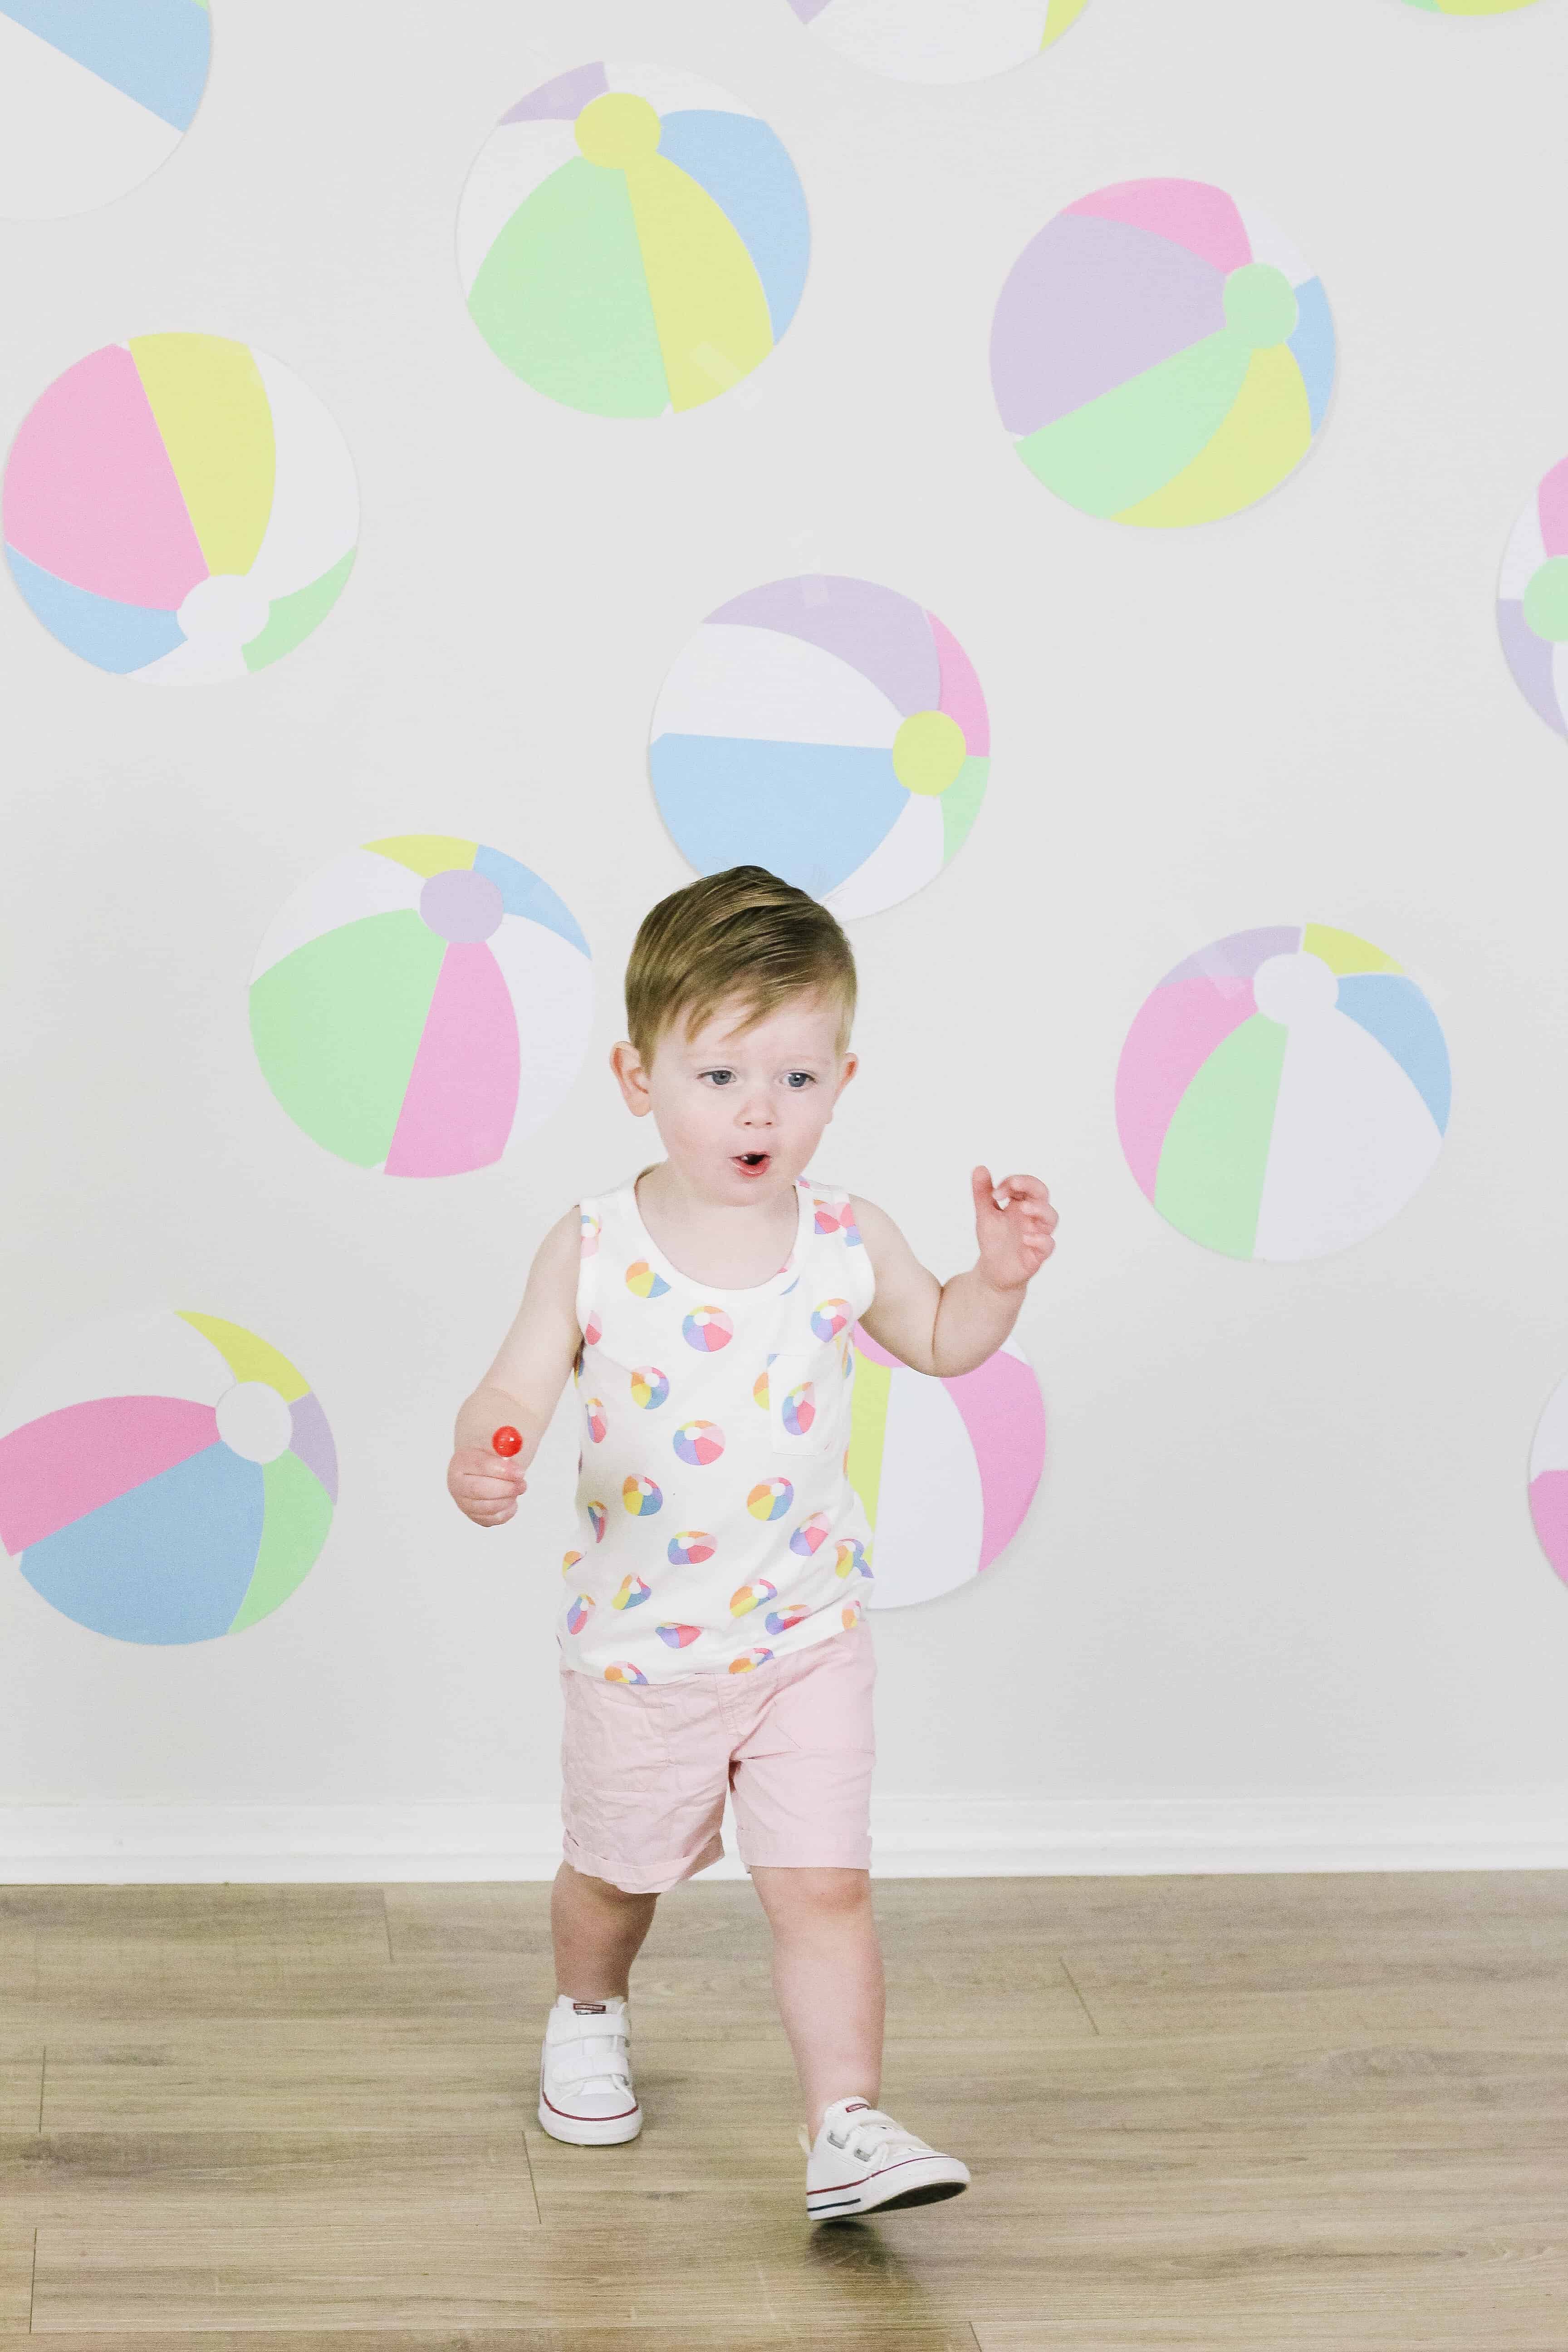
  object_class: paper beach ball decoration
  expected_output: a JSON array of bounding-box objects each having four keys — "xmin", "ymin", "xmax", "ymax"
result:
[
  {"xmin": 2, "ymin": 335, "xmax": 357, "ymax": 680},
  {"xmin": 0, "ymin": 0, "xmax": 211, "ymax": 220},
  {"xmin": 1498, "ymin": 455, "xmax": 1568, "ymax": 739},
  {"xmin": 651, "ymin": 575, "xmax": 990, "ymax": 916},
  {"xmin": 0, "ymin": 1310, "xmax": 335, "ymax": 1645},
  {"xmin": 1116, "ymin": 925, "xmax": 1450, "ymax": 1262},
  {"xmin": 1528, "ymin": 1377, "xmax": 1568, "ymax": 1592},
  {"xmin": 848, "ymin": 1328, "xmax": 1044, "ymax": 1608},
  {"xmin": 784, "ymin": 0, "xmax": 1089, "ymax": 82},
  {"xmin": 1401, "ymin": 0, "xmax": 1542, "ymax": 12},
  {"xmin": 457, "ymin": 61, "xmax": 809, "ymax": 416},
  {"xmin": 991, "ymin": 179, "xmax": 1335, "ymax": 527},
  {"xmin": 250, "ymin": 837, "xmax": 591, "ymax": 1177}
]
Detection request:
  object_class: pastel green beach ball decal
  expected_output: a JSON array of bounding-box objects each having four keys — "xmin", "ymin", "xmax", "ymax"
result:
[
  {"xmin": 457, "ymin": 61, "xmax": 810, "ymax": 416},
  {"xmin": 783, "ymin": 0, "xmax": 1089, "ymax": 81},
  {"xmin": 1498, "ymin": 455, "xmax": 1568, "ymax": 738},
  {"xmin": 250, "ymin": 836, "xmax": 593, "ymax": 1177},
  {"xmin": 650, "ymin": 575, "xmax": 989, "ymax": 916},
  {"xmin": 1116, "ymin": 926, "xmax": 1450, "ymax": 1261},
  {"xmin": 0, "ymin": 1310, "xmax": 335, "ymax": 1645},
  {"xmin": 2, "ymin": 334, "xmax": 358, "ymax": 681},
  {"xmin": 0, "ymin": 0, "xmax": 211, "ymax": 220},
  {"xmin": 991, "ymin": 179, "xmax": 1336, "ymax": 527}
]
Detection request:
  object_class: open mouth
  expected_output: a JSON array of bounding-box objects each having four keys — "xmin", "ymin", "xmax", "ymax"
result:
[{"xmin": 733, "ymin": 1151, "xmax": 770, "ymax": 1178}]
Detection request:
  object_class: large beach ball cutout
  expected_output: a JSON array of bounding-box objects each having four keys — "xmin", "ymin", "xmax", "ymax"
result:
[
  {"xmin": 992, "ymin": 179, "xmax": 1336, "ymax": 527},
  {"xmin": 651, "ymin": 576, "xmax": 989, "ymax": 916},
  {"xmin": 0, "ymin": 1311, "xmax": 335, "ymax": 1645},
  {"xmin": 1528, "ymin": 1376, "xmax": 1568, "ymax": 1594},
  {"xmin": 1117, "ymin": 925, "xmax": 1450, "ymax": 1263},
  {"xmin": 1400, "ymin": 0, "xmax": 1544, "ymax": 14},
  {"xmin": 1499, "ymin": 456, "xmax": 1568, "ymax": 739},
  {"xmin": 848, "ymin": 1329, "xmax": 1044, "ymax": 1607},
  {"xmin": 0, "ymin": 1, "xmax": 210, "ymax": 220},
  {"xmin": 784, "ymin": 0, "xmax": 1089, "ymax": 82},
  {"xmin": 458, "ymin": 62, "xmax": 809, "ymax": 416},
  {"xmin": 250, "ymin": 836, "xmax": 593, "ymax": 1177},
  {"xmin": 2, "ymin": 335, "xmax": 358, "ymax": 682}
]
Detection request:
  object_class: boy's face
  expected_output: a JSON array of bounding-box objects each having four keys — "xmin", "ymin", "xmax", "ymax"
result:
[{"xmin": 612, "ymin": 992, "xmax": 857, "ymax": 1204}]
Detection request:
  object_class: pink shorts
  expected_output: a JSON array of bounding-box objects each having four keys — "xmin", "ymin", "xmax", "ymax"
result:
[{"xmin": 559, "ymin": 1624, "xmax": 876, "ymax": 1895}]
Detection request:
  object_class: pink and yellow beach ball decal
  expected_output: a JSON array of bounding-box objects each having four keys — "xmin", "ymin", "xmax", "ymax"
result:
[
  {"xmin": 3, "ymin": 334, "xmax": 357, "ymax": 679},
  {"xmin": 0, "ymin": 1309, "xmax": 335, "ymax": 1646},
  {"xmin": 1116, "ymin": 925, "xmax": 1450, "ymax": 1263},
  {"xmin": 847, "ymin": 1328, "xmax": 1044, "ymax": 1608},
  {"xmin": 249, "ymin": 836, "xmax": 592, "ymax": 1178},
  {"xmin": 457, "ymin": 62, "xmax": 809, "ymax": 417},
  {"xmin": 991, "ymin": 179, "xmax": 1335, "ymax": 527},
  {"xmin": 784, "ymin": 0, "xmax": 1089, "ymax": 82},
  {"xmin": 1499, "ymin": 455, "xmax": 1568, "ymax": 739}
]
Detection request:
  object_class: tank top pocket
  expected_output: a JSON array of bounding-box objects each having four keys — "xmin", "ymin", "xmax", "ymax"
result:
[{"xmin": 765, "ymin": 1336, "xmax": 850, "ymax": 1459}]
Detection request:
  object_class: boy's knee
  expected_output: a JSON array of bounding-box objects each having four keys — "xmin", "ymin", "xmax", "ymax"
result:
[{"xmin": 758, "ymin": 1866, "xmax": 871, "ymax": 1924}]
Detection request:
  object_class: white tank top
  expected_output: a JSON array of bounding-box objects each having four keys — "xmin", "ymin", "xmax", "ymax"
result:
[{"xmin": 561, "ymin": 1171, "xmax": 877, "ymax": 1684}]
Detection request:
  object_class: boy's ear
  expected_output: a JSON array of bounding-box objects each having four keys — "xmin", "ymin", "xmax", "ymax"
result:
[
  {"xmin": 611, "ymin": 1040, "xmax": 653, "ymax": 1117},
  {"xmin": 832, "ymin": 1051, "xmax": 859, "ymax": 1105}
]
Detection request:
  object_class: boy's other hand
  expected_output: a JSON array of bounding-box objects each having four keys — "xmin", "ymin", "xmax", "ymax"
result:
[
  {"xmin": 448, "ymin": 1447, "xmax": 529, "ymax": 1527},
  {"xmin": 971, "ymin": 1166, "xmax": 1058, "ymax": 1294}
]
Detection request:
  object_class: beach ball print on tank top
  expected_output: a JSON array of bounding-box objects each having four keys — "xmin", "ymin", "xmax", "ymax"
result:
[
  {"xmin": 991, "ymin": 179, "xmax": 1335, "ymax": 526},
  {"xmin": 846, "ymin": 1329, "xmax": 1046, "ymax": 1607},
  {"xmin": 0, "ymin": 1310, "xmax": 335, "ymax": 1645},
  {"xmin": 2, "ymin": 334, "xmax": 358, "ymax": 681},
  {"xmin": 0, "ymin": 0, "xmax": 211, "ymax": 219},
  {"xmin": 1116, "ymin": 926, "xmax": 1450, "ymax": 1262},
  {"xmin": 650, "ymin": 575, "xmax": 989, "ymax": 916},
  {"xmin": 782, "ymin": 0, "xmax": 1091, "ymax": 82},
  {"xmin": 249, "ymin": 837, "xmax": 592, "ymax": 1176},
  {"xmin": 457, "ymin": 63, "xmax": 809, "ymax": 415},
  {"xmin": 1499, "ymin": 455, "xmax": 1568, "ymax": 739}
]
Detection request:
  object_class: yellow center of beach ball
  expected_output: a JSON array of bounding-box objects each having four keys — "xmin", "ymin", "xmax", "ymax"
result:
[
  {"xmin": 575, "ymin": 92, "xmax": 662, "ymax": 168},
  {"xmin": 892, "ymin": 709, "xmax": 967, "ymax": 797}
]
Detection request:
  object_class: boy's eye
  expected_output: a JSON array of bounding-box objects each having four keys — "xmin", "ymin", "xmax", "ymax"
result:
[
  {"xmin": 699, "ymin": 1069, "xmax": 735, "ymax": 1087},
  {"xmin": 784, "ymin": 1071, "xmax": 815, "ymax": 1090}
]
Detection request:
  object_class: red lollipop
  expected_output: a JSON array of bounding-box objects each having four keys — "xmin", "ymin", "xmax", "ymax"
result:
[{"xmin": 492, "ymin": 1425, "xmax": 524, "ymax": 1458}]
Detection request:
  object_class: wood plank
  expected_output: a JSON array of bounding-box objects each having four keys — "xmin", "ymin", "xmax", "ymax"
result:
[
  {"xmin": 0, "ymin": 2049, "xmax": 41, "ymax": 2133},
  {"xmin": 0, "ymin": 2228, "xmax": 30, "ymax": 2336},
  {"xmin": 12, "ymin": 2333, "xmax": 980, "ymax": 2351}
]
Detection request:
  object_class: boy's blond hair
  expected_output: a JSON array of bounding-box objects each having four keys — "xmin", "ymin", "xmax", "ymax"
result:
[{"xmin": 626, "ymin": 867, "xmax": 857, "ymax": 1065}]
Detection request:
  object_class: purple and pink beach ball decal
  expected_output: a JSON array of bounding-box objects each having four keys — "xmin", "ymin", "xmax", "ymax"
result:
[
  {"xmin": 1529, "ymin": 1376, "xmax": 1568, "ymax": 1593},
  {"xmin": 249, "ymin": 836, "xmax": 592, "ymax": 1178},
  {"xmin": 1499, "ymin": 455, "xmax": 1568, "ymax": 739},
  {"xmin": 847, "ymin": 1327, "xmax": 1045, "ymax": 1608}
]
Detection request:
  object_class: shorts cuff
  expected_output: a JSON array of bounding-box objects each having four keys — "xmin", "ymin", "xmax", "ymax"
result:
[
  {"xmin": 561, "ymin": 1827, "xmax": 725, "ymax": 1896},
  {"xmin": 739, "ymin": 1839, "xmax": 872, "ymax": 1874}
]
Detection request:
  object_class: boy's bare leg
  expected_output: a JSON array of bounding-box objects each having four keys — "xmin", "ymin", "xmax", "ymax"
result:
[
  {"xmin": 551, "ymin": 1862, "xmax": 657, "ymax": 1998},
  {"xmin": 751, "ymin": 1866, "xmax": 885, "ymax": 2138}
]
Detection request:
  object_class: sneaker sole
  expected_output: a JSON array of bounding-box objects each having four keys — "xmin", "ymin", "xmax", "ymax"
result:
[
  {"xmin": 537, "ymin": 2095, "xmax": 643, "ymax": 2146},
  {"xmin": 808, "ymin": 2162, "xmax": 970, "ymax": 2220}
]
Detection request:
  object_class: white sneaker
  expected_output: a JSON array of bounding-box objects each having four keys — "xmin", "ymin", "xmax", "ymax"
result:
[
  {"xmin": 537, "ymin": 1994, "xmax": 642, "ymax": 2145},
  {"xmin": 802, "ymin": 2097, "xmax": 970, "ymax": 2219}
]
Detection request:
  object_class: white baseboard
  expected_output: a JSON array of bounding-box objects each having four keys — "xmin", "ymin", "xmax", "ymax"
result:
[{"xmin": 0, "ymin": 1792, "xmax": 1564, "ymax": 1882}]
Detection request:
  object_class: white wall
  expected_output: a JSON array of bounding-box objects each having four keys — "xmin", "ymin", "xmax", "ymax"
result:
[{"xmin": 3, "ymin": 0, "xmax": 1567, "ymax": 1877}]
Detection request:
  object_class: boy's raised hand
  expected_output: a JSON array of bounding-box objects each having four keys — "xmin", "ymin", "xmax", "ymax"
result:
[
  {"xmin": 971, "ymin": 1166, "xmax": 1058, "ymax": 1293},
  {"xmin": 447, "ymin": 1444, "xmax": 530, "ymax": 1528}
]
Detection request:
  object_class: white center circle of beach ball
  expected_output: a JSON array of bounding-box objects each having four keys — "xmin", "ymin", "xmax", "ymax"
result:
[
  {"xmin": 215, "ymin": 1380, "xmax": 294, "ymax": 1465},
  {"xmin": 1252, "ymin": 951, "xmax": 1338, "ymax": 1024},
  {"xmin": 176, "ymin": 573, "xmax": 272, "ymax": 652}
]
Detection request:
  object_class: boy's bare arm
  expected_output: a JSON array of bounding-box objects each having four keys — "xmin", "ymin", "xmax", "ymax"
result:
[
  {"xmin": 449, "ymin": 1209, "xmax": 582, "ymax": 1526},
  {"xmin": 851, "ymin": 1170, "xmax": 1057, "ymax": 1378}
]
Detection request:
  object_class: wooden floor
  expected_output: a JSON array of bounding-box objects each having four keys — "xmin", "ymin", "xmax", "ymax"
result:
[{"xmin": 0, "ymin": 1872, "xmax": 1563, "ymax": 2347}]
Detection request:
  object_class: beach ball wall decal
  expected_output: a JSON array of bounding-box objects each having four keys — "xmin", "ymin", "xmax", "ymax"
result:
[
  {"xmin": 991, "ymin": 179, "xmax": 1336, "ymax": 527},
  {"xmin": 1499, "ymin": 456, "xmax": 1568, "ymax": 739},
  {"xmin": 2, "ymin": 335, "xmax": 358, "ymax": 682},
  {"xmin": 847, "ymin": 1329, "xmax": 1045, "ymax": 1608},
  {"xmin": 1116, "ymin": 925, "xmax": 1450, "ymax": 1263},
  {"xmin": 650, "ymin": 575, "xmax": 989, "ymax": 916},
  {"xmin": 1400, "ymin": 0, "xmax": 1543, "ymax": 13},
  {"xmin": 784, "ymin": 0, "xmax": 1089, "ymax": 82},
  {"xmin": 0, "ymin": 0, "xmax": 211, "ymax": 220},
  {"xmin": 250, "ymin": 837, "xmax": 593, "ymax": 1177},
  {"xmin": 457, "ymin": 62, "xmax": 810, "ymax": 416},
  {"xmin": 1528, "ymin": 1376, "xmax": 1568, "ymax": 1593},
  {"xmin": 0, "ymin": 1310, "xmax": 335, "ymax": 1646}
]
